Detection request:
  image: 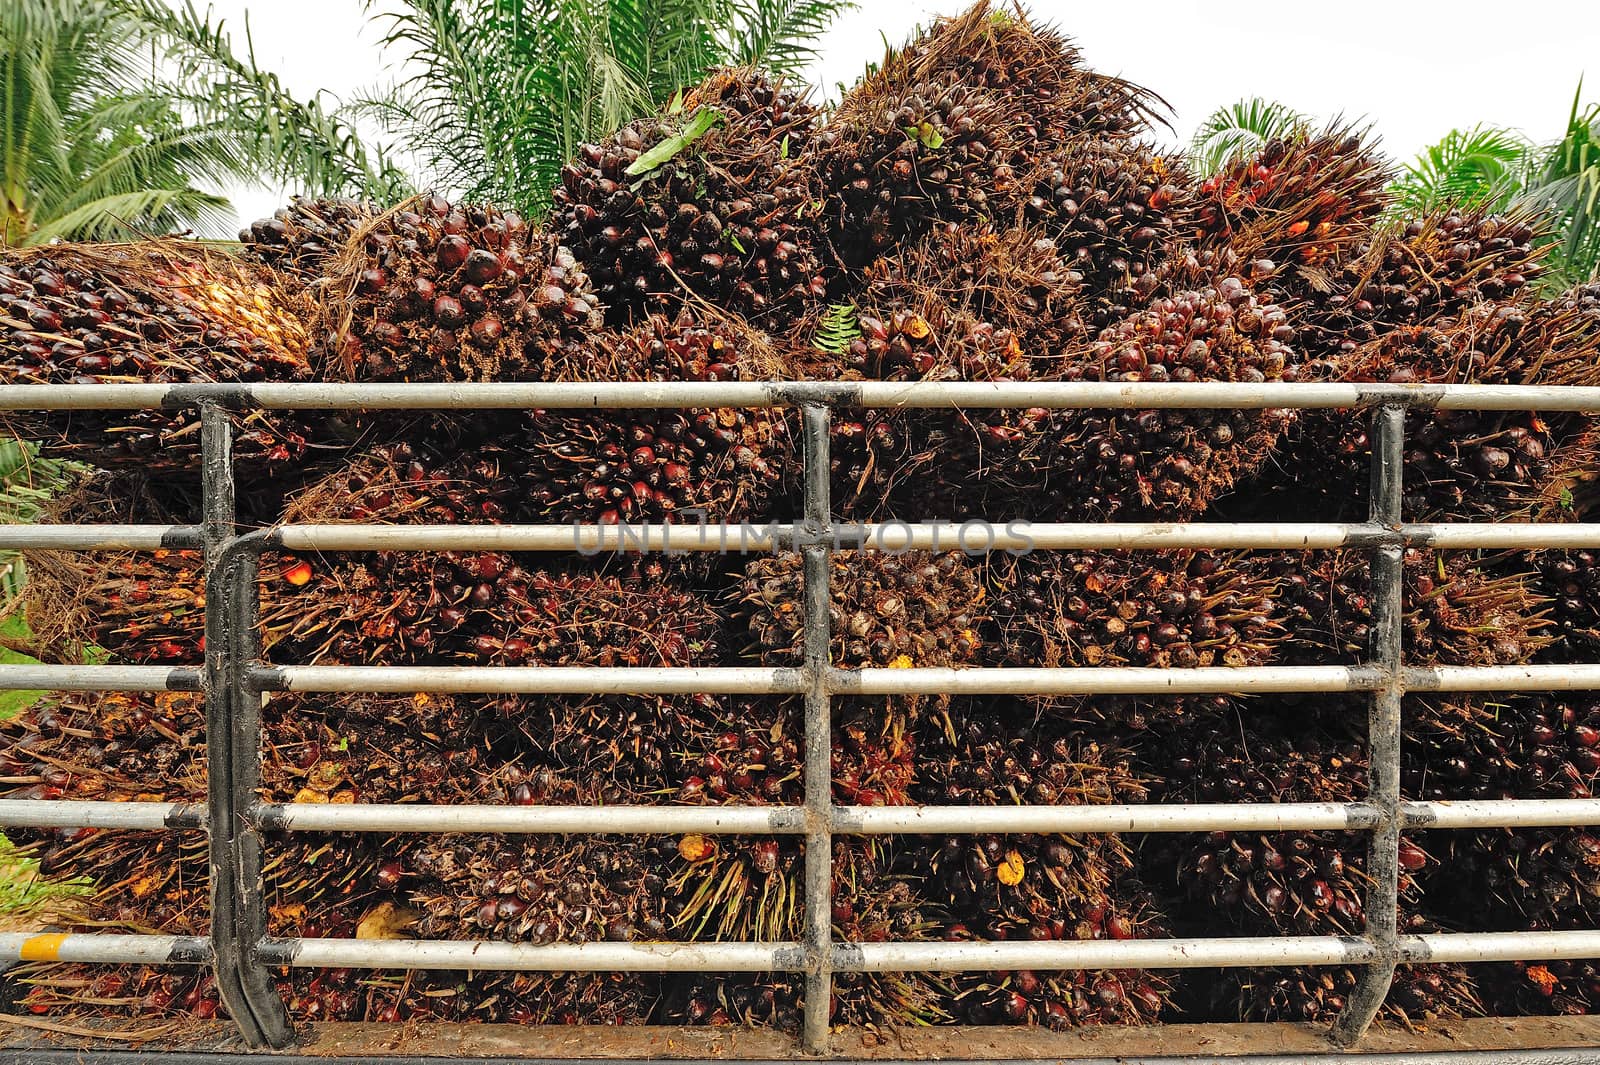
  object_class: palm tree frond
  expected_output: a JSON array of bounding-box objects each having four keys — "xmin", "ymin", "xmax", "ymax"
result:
[{"xmin": 1188, "ymin": 98, "xmax": 1310, "ymax": 177}]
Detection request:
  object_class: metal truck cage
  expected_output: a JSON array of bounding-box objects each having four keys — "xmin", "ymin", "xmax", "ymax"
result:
[{"xmin": 0, "ymin": 380, "xmax": 1598, "ymax": 1064}]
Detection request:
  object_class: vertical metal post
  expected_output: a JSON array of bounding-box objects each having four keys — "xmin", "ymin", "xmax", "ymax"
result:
[
  {"xmin": 1331, "ymin": 403, "xmax": 1406, "ymax": 1046},
  {"xmin": 201, "ymin": 405, "xmax": 294, "ymax": 1048},
  {"xmin": 799, "ymin": 404, "xmax": 834, "ymax": 1054}
]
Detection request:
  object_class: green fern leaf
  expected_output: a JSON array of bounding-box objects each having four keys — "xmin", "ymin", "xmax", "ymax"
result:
[{"xmin": 812, "ymin": 303, "xmax": 861, "ymax": 356}]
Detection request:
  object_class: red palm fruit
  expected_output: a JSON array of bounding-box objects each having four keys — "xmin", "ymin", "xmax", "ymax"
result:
[
  {"xmin": 240, "ymin": 196, "xmax": 374, "ymax": 287},
  {"xmin": 523, "ymin": 313, "xmax": 789, "ymax": 523},
  {"xmin": 1194, "ymin": 125, "xmax": 1392, "ymax": 276},
  {"xmin": 321, "ymin": 193, "xmax": 599, "ymax": 381}
]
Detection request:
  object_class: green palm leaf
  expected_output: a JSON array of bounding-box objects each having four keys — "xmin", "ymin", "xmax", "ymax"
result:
[
  {"xmin": 1391, "ymin": 125, "xmax": 1531, "ymax": 215},
  {"xmin": 1518, "ymin": 83, "xmax": 1600, "ymax": 284},
  {"xmin": 1188, "ymin": 98, "xmax": 1310, "ymax": 177}
]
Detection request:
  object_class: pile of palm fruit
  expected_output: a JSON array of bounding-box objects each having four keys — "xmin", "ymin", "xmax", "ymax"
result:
[{"xmin": 6, "ymin": 0, "xmax": 1600, "ymax": 1034}]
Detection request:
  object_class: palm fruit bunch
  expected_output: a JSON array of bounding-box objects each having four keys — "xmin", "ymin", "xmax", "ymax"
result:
[
  {"xmin": 1018, "ymin": 139, "xmax": 1194, "ymax": 328},
  {"xmin": 1258, "ymin": 295, "xmax": 1600, "ymax": 522},
  {"xmin": 1538, "ymin": 550, "xmax": 1600, "ymax": 663},
  {"xmin": 1399, "ymin": 694, "xmax": 1600, "ymax": 1017},
  {"xmin": 321, "ymin": 192, "xmax": 601, "ymax": 381},
  {"xmin": 240, "ymin": 196, "xmax": 374, "ymax": 288},
  {"xmin": 888, "ymin": 2, "xmax": 1159, "ymax": 152},
  {"xmin": 1142, "ymin": 718, "xmax": 1480, "ymax": 1022},
  {"xmin": 1193, "ymin": 126, "xmax": 1391, "ymax": 280},
  {"xmin": 262, "ymin": 549, "xmax": 719, "ymax": 669},
  {"xmin": 800, "ymin": 224, "xmax": 1077, "ymax": 519},
  {"xmin": 552, "ymin": 69, "xmax": 826, "ymax": 327},
  {"xmin": 739, "ymin": 550, "xmax": 984, "ymax": 669},
  {"xmin": 0, "ymin": 240, "xmax": 321, "ymax": 475},
  {"xmin": 406, "ymin": 833, "xmax": 674, "ymax": 945},
  {"xmin": 812, "ymin": 64, "xmax": 1019, "ymax": 271},
  {"xmin": 1301, "ymin": 208, "xmax": 1546, "ymax": 360},
  {"xmin": 1265, "ymin": 548, "xmax": 1551, "ymax": 669},
  {"xmin": 524, "ymin": 312, "xmax": 790, "ymax": 523},
  {"xmin": 1014, "ymin": 278, "xmax": 1301, "ymax": 520},
  {"xmin": 990, "ymin": 550, "xmax": 1280, "ymax": 728},
  {"xmin": 905, "ymin": 700, "xmax": 1174, "ymax": 1027}
]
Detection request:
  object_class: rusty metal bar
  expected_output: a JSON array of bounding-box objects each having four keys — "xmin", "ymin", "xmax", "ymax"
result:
[
  {"xmin": 799, "ymin": 404, "xmax": 835, "ymax": 1055},
  {"xmin": 1333, "ymin": 403, "xmax": 1407, "ymax": 1045},
  {"xmin": 201, "ymin": 407, "xmax": 294, "ymax": 1049}
]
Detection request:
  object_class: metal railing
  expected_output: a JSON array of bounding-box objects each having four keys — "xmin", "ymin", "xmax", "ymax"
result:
[{"xmin": 1, "ymin": 381, "xmax": 1600, "ymax": 1057}]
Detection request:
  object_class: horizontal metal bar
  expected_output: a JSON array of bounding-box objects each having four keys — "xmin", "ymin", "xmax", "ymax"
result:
[
  {"xmin": 0, "ymin": 933, "xmax": 210, "ymax": 965},
  {"xmin": 1407, "ymin": 664, "xmax": 1600, "ymax": 692},
  {"xmin": 1407, "ymin": 799, "xmax": 1600, "ymax": 829},
  {"xmin": 838, "ymin": 666, "xmax": 1384, "ymax": 696},
  {"xmin": 836, "ymin": 803, "xmax": 1383, "ymax": 834},
  {"xmin": 0, "ymin": 799, "xmax": 204, "ymax": 830},
  {"xmin": 840, "ymin": 937, "xmax": 1380, "ymax": 973},
  {"xmin": 7, "ymin": 381, "xmax": 1600, "ymax": 410},
  {"xmin": 273, "ymin": 521, "xmax": 1600, "ymax": 554},
  {"xmin": 0, "ymin": 665, "xmax": 200, "ymax": 691},
  {"xmin": 1410, "ymin": 930, "xmax": 1600, "ymax": 964},
  {"xmin": 251, "ymin": 665, "xmax": 806, "ymax": 695},
  {"xmin": 0, "ymin": 798, "xmax": 1591, "ymax": 836},
  {"xmin": 246, "ymin": 664, "xmax": 1600, "ymax": 697},
  {"xmin": 844, "ymin": 931, "xmax": 1600, "ymax": 973},
  {"xmin": 255, "ymin": 803, "xmax": 808, "ymax": 834},
  {"xmin": 261, "ymin": 938, "xmax": 806, "ymax": 973},
  {"xmin": 0, "ymin": 524, "xmax": 203, "ymax": 550},
  {"xmin": 6, "ymin": 928, "xmax": 1598, "ymax": 975}
]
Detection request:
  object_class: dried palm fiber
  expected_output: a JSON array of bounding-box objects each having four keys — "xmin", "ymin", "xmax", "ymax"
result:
[
  {"xmin": 988, "ymin": 549, "xmax": 1281, "ymax": 729},
  {"xmin": 654, "ymin": 839, "xmax": 946, "ymax": 1028},
  {"xmin": 240, "ymin": 195, "xmax": 376, "ymax": 289},
  {"xmin": 904, "ymin": 699, "xmax": 1174, "ymax": 1026},
  {"xmin": 318, "ymin": 192, "xmax": 600, "ymax": 382},
  {"xmin": 1136, "ymin": 714, "xmax": 1479, "ymax": 1023},
  {"xmin": 552, "ymin": 68, "xmax": 827, "ymax": 328},
  {"xmin": 0, "ymin": 240, "xmax": 330, "ymax": 477}
]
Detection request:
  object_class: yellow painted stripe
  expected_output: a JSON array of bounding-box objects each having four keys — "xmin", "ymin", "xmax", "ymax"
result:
[{"xmin": 19, "ymin": 933, "xmax": 69, "ymax": 961}]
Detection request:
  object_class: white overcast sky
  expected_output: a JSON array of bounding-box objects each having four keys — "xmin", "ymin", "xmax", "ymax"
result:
[{"xmin": 186, "ymin": 0, "xmax": 1599, "ymax": 231}]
